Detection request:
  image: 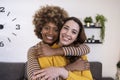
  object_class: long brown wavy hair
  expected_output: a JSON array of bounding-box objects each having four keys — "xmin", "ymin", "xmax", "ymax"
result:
[{"xmin": 63, "ymin": 17, "xmax": 87, "ymax": 63}]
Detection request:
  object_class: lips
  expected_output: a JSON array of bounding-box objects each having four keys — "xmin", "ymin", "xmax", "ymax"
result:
[
  {"xmin": 45, "ymin": 35, "xmax": 54, "ymax": 41},
  {"xmin": 46, "ymin": 36, "xmax": 53, "ymax": 40},
  {"xmin": 61, "ymin": 34, "xmax": 71, "ymax": 42}
]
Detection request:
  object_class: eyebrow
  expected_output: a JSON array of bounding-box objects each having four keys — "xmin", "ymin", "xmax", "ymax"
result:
[
  {"xmin": 63, "ymin": 25, "xmax": 69, "ymax": 27},
  {"xmin": 64, "ymin": 25, "xmax": 79, "ymax": 32},
  {"xmin": 72, "ymin": 29, "xmax": 78, "ymax": 33}
]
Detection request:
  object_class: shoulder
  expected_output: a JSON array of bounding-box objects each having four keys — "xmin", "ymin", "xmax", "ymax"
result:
[
  {"xmin": 27, "ymin": 46, "xmax": 36, "ymax": 57},
  {"xmin": 27, "ymin": 42, "xmax": 41, "ymax": 55}
]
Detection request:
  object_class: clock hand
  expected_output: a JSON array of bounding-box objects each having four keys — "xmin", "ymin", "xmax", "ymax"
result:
[
  {"xmin": 12, "ymin": 18, "xmax": 16, "ymax": 22},
  {"xmin": 12, "ymin": 33, "xmax": 17, "ymax": 36},
  {"xmin": 7, "ymin": 37, "xmax": 11, "ymax": 42},
  {"xmin": 7, "ymin": 12, "xmax": 10, "ymax": 16}
]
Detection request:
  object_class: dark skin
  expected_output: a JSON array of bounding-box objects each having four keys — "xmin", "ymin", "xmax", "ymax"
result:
[
  {"xmin": 33, "ymin": 20, "xmax": 88, "ymax": 79},
  {"xmin": 31, "ymin": 6, "xmax": 90, "ymax": 80},
  {"xmin": 33, "ymin": 22, "xmax": 90, "ymax": 80},
  {"xmin": 36, "ymin": 43, "xmax": 90, "ymax": 71}
]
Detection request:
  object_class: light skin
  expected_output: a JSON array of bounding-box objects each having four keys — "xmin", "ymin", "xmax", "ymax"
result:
[
  {"xmin": 59, "ymin": 20, "xmax": 79, "ymax": 46},
  {"xmin": 33, "ymin": 20, "xmax": 84, "ymax": 80},
  {"xmin": 28, "ymin": 5, "xmax": 90, "ymax": 80}
]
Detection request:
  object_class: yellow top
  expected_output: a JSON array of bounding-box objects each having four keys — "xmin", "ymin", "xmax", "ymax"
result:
[{"xmin": 38, "ymin": 43, "xmax": 93, "ymax": 80}]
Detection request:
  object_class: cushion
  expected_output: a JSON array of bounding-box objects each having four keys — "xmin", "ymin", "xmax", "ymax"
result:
[
  {"xmin": 90, "ymin": 62, "xmax": 102, "ymax": 80},
  {"xmin": 0, "ymin": 62, "xmax": 25, "ymax": 80}
]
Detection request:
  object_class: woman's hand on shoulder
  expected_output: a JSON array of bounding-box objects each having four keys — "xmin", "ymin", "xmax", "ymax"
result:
[{"xmin": 37, "ymin": 43, "xmax": 56, "ymax": 57}]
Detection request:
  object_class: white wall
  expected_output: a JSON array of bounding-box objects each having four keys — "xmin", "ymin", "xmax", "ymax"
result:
[{"xmin": 0, "ymin": 0, "xmax": 120, "ymax": 79}]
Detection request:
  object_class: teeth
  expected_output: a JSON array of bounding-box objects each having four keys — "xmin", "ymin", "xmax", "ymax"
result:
[
  {"xmin": 47, "ymin": 36, "xmax": 53, "ymax": 40},
  {"xmin": 63, "ymin": 37, "xmax": 69, "ymax": 41},
  {"xmin": 62, "ymin": 35, "xmax": 70, "ymax": 41}
]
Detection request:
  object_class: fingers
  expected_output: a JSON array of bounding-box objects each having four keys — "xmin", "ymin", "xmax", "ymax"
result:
[
  {"xmin": 81, "ymin": 60, "xmax": 90, "ymax": 70},
  {"xmin": 76, "ymin": 59, "xmax": 90, "ymax": 71},
  {"xmin": 38, "ymin": 43, "xmax": 52, "ymax": 57},
  {"xmin": 44, "ymin": 75, "xmax": 49, "ymax": 79},
  {"xmin": 81, "ymin": 62, "xmax": 90, "ymax": 70},
  {"xmin": 85, "ymin": 62, "xmax": 90, "ymax": 69},
  {"xmin": 41, "ymin": 75, "xmax": 50, "ymax": 80},
  {"xmin": 32, "ymin": 69, "xmax": 55, "ymax": 80},
  {"xmin": 32, "ymin": 70, "xmax": 47, "ymax": 80},
  {"xmin": 33, "ymin": 69, "xmax": 44, "ymax": 76},
  {"xmin": 35, "ymin": 43, "xmax": 43, "ymax": 57}
]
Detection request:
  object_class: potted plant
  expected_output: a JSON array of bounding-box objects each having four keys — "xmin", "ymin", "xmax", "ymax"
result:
[
  {"xmin": 95, "ymin": 14, "xmax": 107, "ymax": 42},
  {"xmin": 84, "ymin": 16, "xmax": 93, "ymax": 27},
  {"xmin": 116, "ymin": 61, "xmax": 120, "ymax": 80}
]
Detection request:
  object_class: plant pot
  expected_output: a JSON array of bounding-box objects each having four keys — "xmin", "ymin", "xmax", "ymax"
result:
[
  {"xmin": 95, "ymin": 20, "xmax": 101, "ymax": 27},
  {"xmin": 86, "ymin": 23, "xmax": 91, "ymax": 27}
]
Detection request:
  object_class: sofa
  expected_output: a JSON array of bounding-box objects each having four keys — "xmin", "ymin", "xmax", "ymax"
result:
[
  {"xmin": 0, "ymin": 62, "xmax": 114, "ymax": 80},
  {"xmin": 90, "ymin": 62, "xmax": 114, "ymax": 80}
]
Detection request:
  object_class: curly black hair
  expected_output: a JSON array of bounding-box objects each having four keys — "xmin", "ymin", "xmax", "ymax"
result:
[{"xmin": 33, "ymin": 5, "xmax": 69, "ymax": 39}]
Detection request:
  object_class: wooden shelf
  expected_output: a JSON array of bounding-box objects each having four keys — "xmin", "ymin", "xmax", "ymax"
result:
[
  {"xmin": 85, "ymin": 42, "xmax": 102, "ymax": 44},
  {"xmin": 84, "ymin": 25, "xmax": 102, "ymax": 28},
  {"xmin": 85, "ymin": 40, "xmax": 102, "ymax": 44},
  {"xmin": 84, "ymin": 25, "xmax": 102, "ymax": 44}
]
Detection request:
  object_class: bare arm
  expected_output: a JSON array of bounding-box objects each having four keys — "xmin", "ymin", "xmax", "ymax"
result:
[
  {"xmin": 32, "ymin": 66, "xmax": 92, "ymax": 80},
  {"xmin": 37, "ymin": 43, "xmax": 90, "ymax": 71},
  {"xmin": 29, "ymin": 44, "xmax": 90, "ymax": 80},
  {"xmin": 65, "ymin": 58, "xmax": 90, "ymax": 71}
]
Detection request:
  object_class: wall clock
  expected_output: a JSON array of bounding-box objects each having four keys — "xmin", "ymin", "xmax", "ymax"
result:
[{"xmin": 0, "ymin": 6, "xmax": 21, "ymax": 47}]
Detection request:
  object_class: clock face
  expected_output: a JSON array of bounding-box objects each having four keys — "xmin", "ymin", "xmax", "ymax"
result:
[{"xmin": 0, "ymin": 7, "xmax": 21, "ymax": 47}]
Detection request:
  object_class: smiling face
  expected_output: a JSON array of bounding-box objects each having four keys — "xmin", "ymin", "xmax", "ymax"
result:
[
  {"xmin": 41, "ymin": 22, "xmax": 59, "ymax": 45},
  {"xmin": 59, "ymin": 20, "xmax": 80, "ymax": 46}
]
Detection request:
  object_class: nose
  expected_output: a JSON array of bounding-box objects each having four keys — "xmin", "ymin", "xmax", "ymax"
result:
[
  {"xmin": 48, "ymin": 29, "xmax": 53, "ymax": 35},
  {"xmin": 66, "ymin": 30, "xmax": 71, "ymax": 36}
]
